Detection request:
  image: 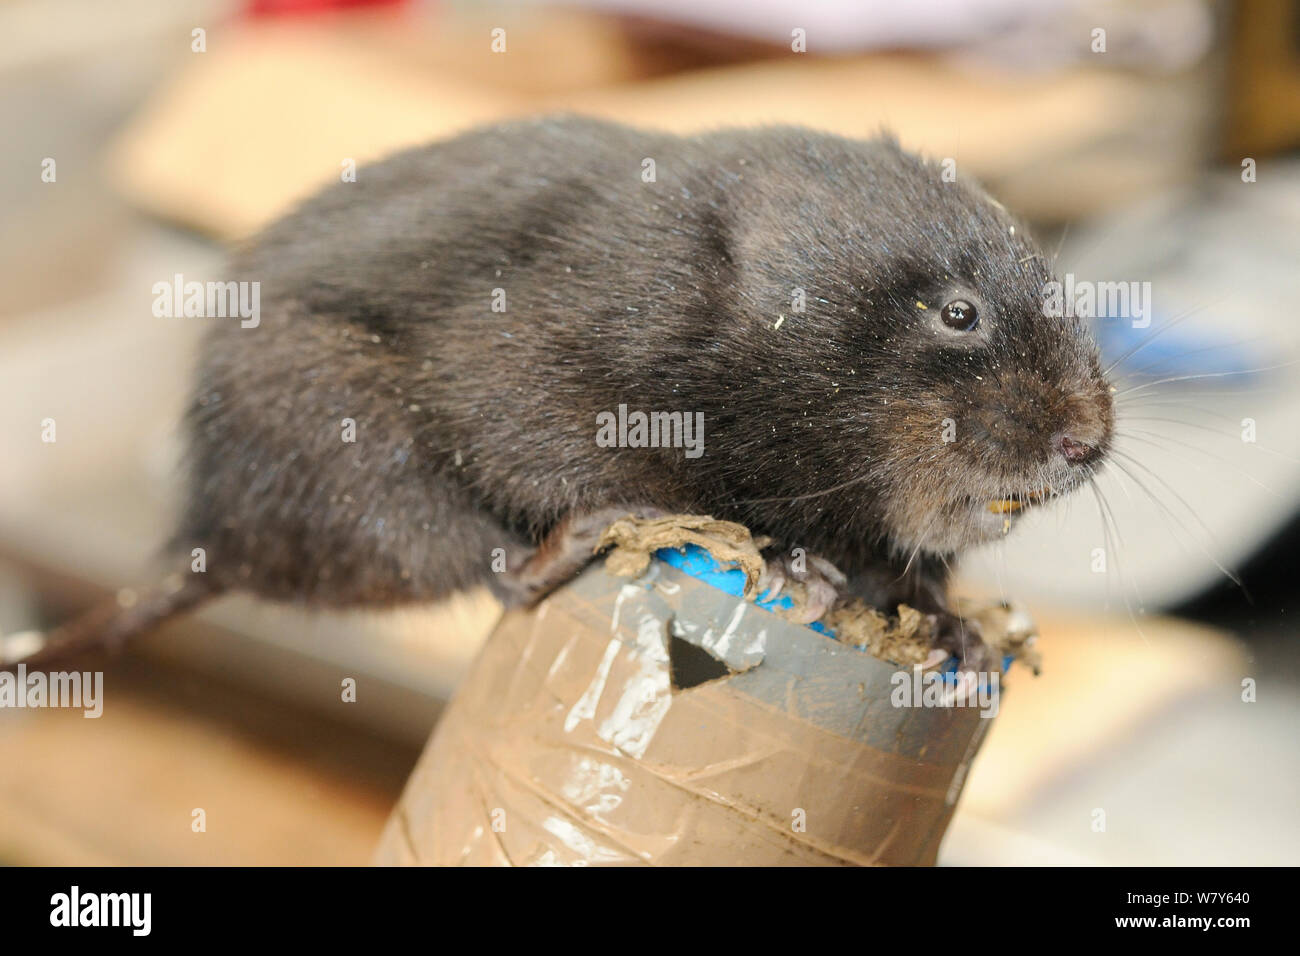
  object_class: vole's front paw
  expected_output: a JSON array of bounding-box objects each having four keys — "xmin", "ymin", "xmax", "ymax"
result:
[
  {"xmin": 757, "ymin": 547, "xmax": 848, "ymax": 624},
  {"xmin": 928, "ymin": 610, "xmax": 1002, "ymax": 675}
]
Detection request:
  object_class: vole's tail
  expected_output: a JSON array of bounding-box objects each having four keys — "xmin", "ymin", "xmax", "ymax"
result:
[{"xmin": 0, "ymin": 573, "xmax": 219, "ymax": 673}]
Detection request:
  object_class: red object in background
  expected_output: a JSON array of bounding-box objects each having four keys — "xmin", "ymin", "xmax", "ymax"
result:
[{"xmin": 247, "ymin": 0, "xmax": 410, "ymax": 16}]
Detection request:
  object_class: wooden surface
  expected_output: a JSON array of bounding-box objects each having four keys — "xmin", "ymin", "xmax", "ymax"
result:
[
  {"xmin": 0, "ymin": 652, "xmax": 419, "ymax": 866},
  {"xmin": 107, "ymin": 10, "xmax": 1210, "ymax": 238}
]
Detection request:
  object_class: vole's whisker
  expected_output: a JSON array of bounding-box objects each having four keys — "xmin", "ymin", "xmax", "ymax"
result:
[
  {"xmin": 1106, "ymin": 450, "xmax": 1246, "ymax": 593},
  {"xmin": 1049, "ymin": 221, "xmax": 1071, "ymax": 269},
  {"xmin": 1093, "ymin": 463, "xmax": 1152, "ymax": 616},
  {"xmin": 1112, "ymin": 359, "xmax": 1300, "ymax": 398},
  {"xmin": 1116, "ymin": 416, "xmax": 1300, "ymax": 465},
  {"xmin": 1115, "ymin": 415, "xmax": 1239, "ymax": 437},
  {"xmin": 1114, "ymin": 336, "xmax": 1275, "ymax": 385},
  {"xmin": 1116, "ymin": 391, "xmax": 1275, "ymax": 408},
  {"xmin": 897, "ymin": 513, "xmax": 940, "ymax": 581},
  {"xmin": 1114, "ymin": 428, "xmax": 1284, "ymax": 499},
  {"xmin": 1087, "ymin": 475, "xmax": 1150, "ymax": 645},
  {"xmin": 1100, "ymin": 303, "xmax": 1213, "ymax": 378},
  {"xmin": 1115, "ymin": 398, "xmax": 1242, "ymax": 422},
  {"xmin": 722, "ymin": 473, "xmax": 873, "ymax": 508}
]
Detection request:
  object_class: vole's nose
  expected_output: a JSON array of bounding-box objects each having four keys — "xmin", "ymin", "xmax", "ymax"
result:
[{"xmin": 1056, "ymin": 433, "xmax": 1102, "ymax": 466}]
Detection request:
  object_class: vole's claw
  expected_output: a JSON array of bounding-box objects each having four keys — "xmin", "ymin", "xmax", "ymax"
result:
[
  {"xmin": 756, "ymin": 563, "xmax": 786, "ymax": 600},
  {"xmin": 800, "ymin": 575, "xmax": 840, "ymax": 624},
  {"xmin": 920, "ymin": 647, "xmax": 950, "ymax": 670},
  {"xmin": 759, "ymin": 547, "xmax": 847, "ymax": 624}
]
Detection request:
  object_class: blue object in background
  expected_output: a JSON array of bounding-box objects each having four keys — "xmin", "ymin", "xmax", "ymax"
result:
[{"xmin": 1092, "ymin": 314, "xmax": 1261, "ymax": 383}]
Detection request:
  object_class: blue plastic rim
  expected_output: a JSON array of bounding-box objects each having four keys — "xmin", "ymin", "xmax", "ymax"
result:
[{"xmin": 652, "ymin": 544, "xmax": 1012, "ymax": 677}]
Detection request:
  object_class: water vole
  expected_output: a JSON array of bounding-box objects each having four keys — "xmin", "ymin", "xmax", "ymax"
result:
[{"xmin": 18, "ymin": 115, "xmax": 1114, "ymax": 672}]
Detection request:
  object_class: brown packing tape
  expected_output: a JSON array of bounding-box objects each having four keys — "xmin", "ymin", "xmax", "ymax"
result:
[{"xmin": 376, "ymin": 553, "xmax": 1017, "ymax": 866}]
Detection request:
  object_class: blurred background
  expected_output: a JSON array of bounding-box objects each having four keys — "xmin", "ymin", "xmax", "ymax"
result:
[{"xmin": 0, "ymin": 0, "xmax": 1297, "ymax": 865}]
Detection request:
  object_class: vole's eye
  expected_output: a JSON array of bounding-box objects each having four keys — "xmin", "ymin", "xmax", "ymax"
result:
[{"xmin": 940, "ymin": 299, "xmax": 979, "ymax": 332}]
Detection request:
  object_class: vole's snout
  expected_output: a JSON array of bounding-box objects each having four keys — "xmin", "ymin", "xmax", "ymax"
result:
[
  {"xmin": 1056, "ymin": 433, "xmax": 1102, "ymax": 467},
  {"xmin": 1051, "ymin": 387, "xmax": 1113, "ymax": 470}
]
